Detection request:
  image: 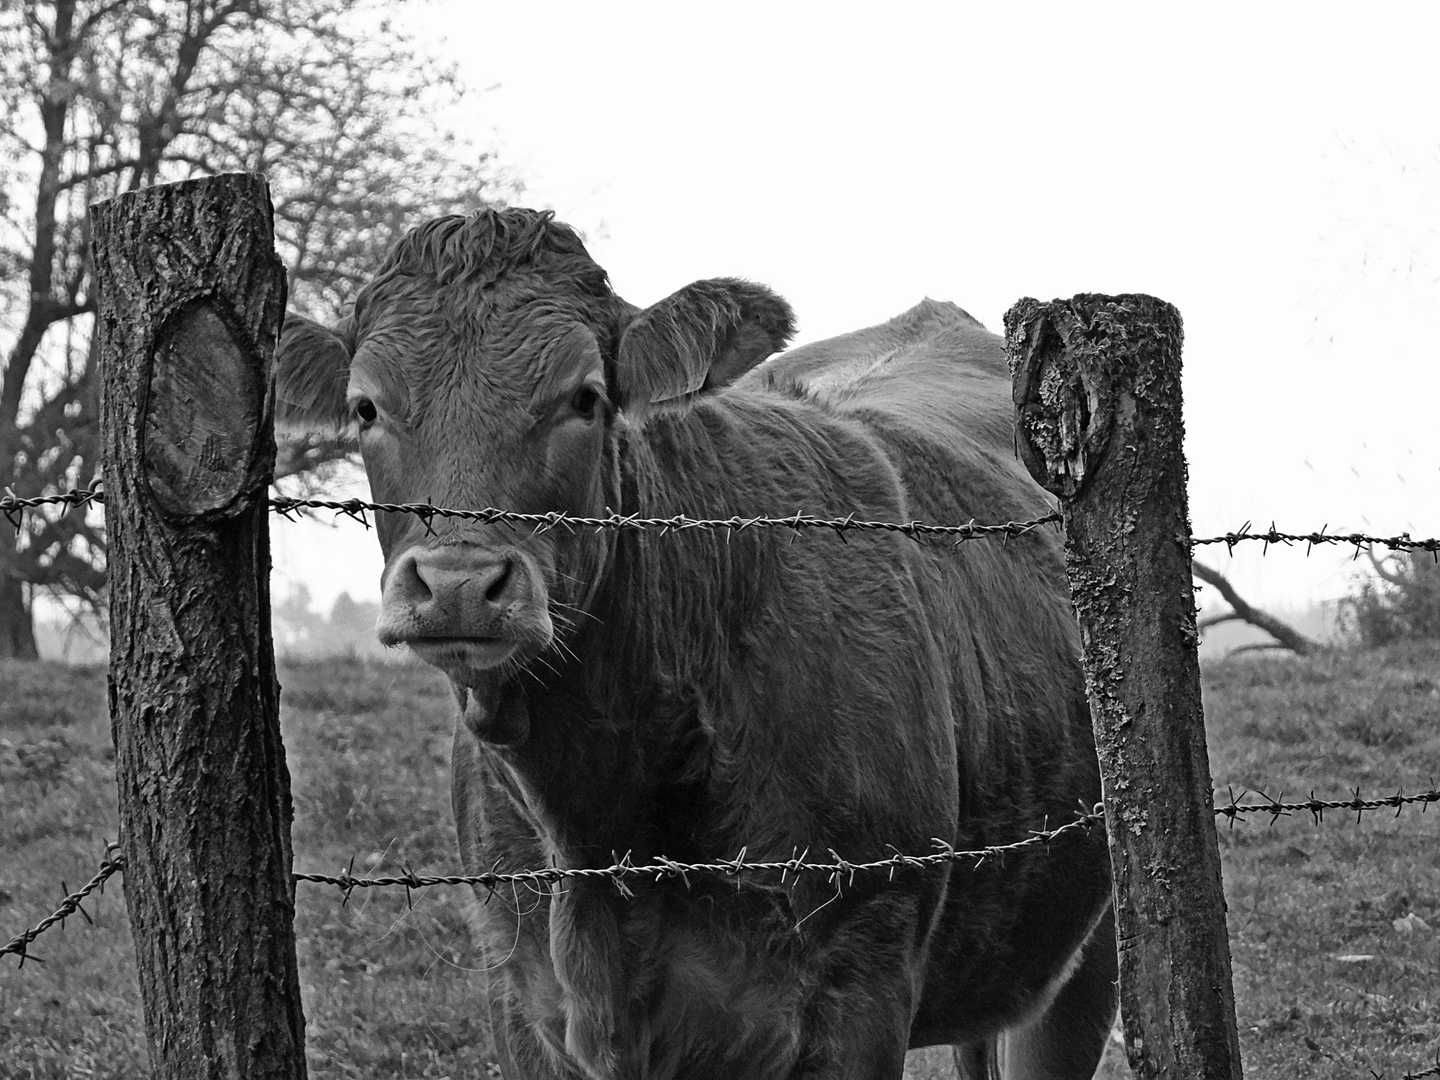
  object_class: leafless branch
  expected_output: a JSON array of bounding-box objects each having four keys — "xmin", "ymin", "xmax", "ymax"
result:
[{"xmin": 1192, "ymin": 560, "xmax": 1321, "ymax": 655}]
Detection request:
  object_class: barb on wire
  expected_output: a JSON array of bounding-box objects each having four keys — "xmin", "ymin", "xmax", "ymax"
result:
[{"xmin": 1, "ymin": 842, "xmax": 122, "ymax": 967}]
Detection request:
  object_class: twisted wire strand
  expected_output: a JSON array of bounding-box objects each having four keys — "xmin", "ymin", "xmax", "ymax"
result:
[
  {"xmin": 3, "ymin": 813, "xmax": 1102, "ymax": 963},
  {"xmin": 292, "ymin": 810, "xmax": 1104, "ymax": 905},
  {"xmin": 0, "ymin": 842, "xmax": 122, "ymax": 967},
  {"xmin": 1, "ymin": 486, "xmax": 1062, "ymax": 543},
  {"xmin": 5, "ymin": 486, "xmax": 1439, "ymax": 553},
  {"xmin": 6, "ymin": 796, "xmax": 1438, "ymax": 1074},
  {"xmin": 8, "ymin": 787, "xmax": 1438, "ymax": 963},
  {"xmin": 1192, "ymin": 520, "xmax": 1440, "ymax": 557},
  {"xmin": 266, "ymin": 495, "xmax": 1065, "ymax": 544},
  {"xmin": 1213, "ymin": 787, "xmax": 1440, "ymax": 824}
]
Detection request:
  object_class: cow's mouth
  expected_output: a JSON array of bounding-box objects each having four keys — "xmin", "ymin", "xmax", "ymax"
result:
[
  {"xmin": 406, "ymin": 636, "xmax": 519, "ymax": 671},
  {"xmin": 402, "ymin": 636, "xmax": 537, "ymax": 745}
]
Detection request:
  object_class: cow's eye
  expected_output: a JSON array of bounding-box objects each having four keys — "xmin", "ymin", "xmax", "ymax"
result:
[
  {"xmin": 354, "ymin": 398, "xmax": 378, "ymax": 426},
  {"xmin": 570, "ymin": 384, "xmax": 601, "ymax": 420}
]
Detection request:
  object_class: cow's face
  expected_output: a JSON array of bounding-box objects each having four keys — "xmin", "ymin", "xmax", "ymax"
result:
[
  {"xmin": 276, "ymin": 211, "xmax": 793, "ymax": 731},
  {"xmin": 345, "ymin": 280, "xmax": 615, "ymax": 683}
]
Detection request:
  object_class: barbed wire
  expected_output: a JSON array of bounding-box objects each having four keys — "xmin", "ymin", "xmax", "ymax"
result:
[
  {"xmin": 6, "ymin": 802, "xmax": 1437, "ymax": 1076},
  {"xmin": 0, "ymin": 486, "xmax": 106, "ymax": 527},
  {"xmin": 1, "ymin": 842, "xmax": 121, "ymax": 968},
  {"xmin": 8, "ymin": 786, "xmax": 1438, "ymax": 965},
  {"xmin": 279, "ymin": 788, "xmax": 1437, "ymax": 903},
  {"xmin": 1214, "ymin": 786, "xmax": 1440, "ymax": 825},
  {"xmin": 6, "ymin": 486, "xmax": 1440, "ymax": 555},
  {"xmin": 1, "ymin": 812, "xmax": 1102, "ymax": 965},
  {"xmin": 295, "ymin": 809, "xmax": 1105, "ymax": 905},
  {"xmin": 3, "ymin": 485, "xmax": 1061, "ymax": 543},
  {"xmin": 266, "ymin": 495, "xmax": 1066, "ymax": 545},
  {"xmin": 1193, "ymin": 520, "xmax": 1440, "ymax": 557}
]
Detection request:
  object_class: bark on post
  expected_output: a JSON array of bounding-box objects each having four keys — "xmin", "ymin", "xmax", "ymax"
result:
[
  {"xmin": 1004, "ymin": 295, "xmax": 1242, "ymax": 1080},
  {"xmin": 93, "ymin": 174, "xmax": 306, "ymax": 1079}
]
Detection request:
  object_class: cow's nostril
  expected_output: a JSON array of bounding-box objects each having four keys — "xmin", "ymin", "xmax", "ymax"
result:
[
  {"xmin": 484, "ymin": 559, "xmax": 513, "ymax": 604},
  {"xmin": 394, "ymin": 551, "xmax": 434, "ymax": 605}
]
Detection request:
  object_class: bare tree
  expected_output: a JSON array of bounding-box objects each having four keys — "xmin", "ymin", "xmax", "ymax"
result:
[{"xmin": 0, "ymin": 0, "xmax": 508, "ymax": 658}]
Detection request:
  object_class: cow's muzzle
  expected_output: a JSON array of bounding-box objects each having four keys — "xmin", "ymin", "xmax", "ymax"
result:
[{"xmin": 376, "ymin": 543, "xmax": 553, "ymax": 673}]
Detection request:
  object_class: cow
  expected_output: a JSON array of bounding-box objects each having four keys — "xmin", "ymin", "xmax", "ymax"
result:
[{"xmin": 276, "ymin": 207, "xmax": 1116, "ymax": 1080}]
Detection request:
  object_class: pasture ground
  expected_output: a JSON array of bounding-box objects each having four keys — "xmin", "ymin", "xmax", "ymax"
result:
[{"xmin": 1, "ymin": 644, "xmax": 1436, "ymax": 1079}]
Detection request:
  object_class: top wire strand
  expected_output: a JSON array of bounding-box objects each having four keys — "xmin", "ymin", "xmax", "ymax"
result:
[{"xmin": 5, "ymin": 486, "xmax": 1439, "ymax": 554}]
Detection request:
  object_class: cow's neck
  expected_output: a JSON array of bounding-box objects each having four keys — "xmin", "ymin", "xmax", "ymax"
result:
[{"xmin": 493, "ymin": 399, "xmax": 783, "ymax": 867}]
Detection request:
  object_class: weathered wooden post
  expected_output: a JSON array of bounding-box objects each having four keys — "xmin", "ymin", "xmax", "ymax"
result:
[
  {"xmin": 93, "ymin": 174, "xmax": 306, "ymax": 1079},
  {"xmin": 1005, "ymin": 295, "xmax": 1242, "ymax": 1080}
]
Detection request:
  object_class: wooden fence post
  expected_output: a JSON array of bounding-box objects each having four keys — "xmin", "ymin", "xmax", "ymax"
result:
[
  {"xmin": 93, "ymin": 174, "xmax": 306, "ymax": 1079},
  {"xmin": 1004, "ymin": 295, "xmax": 1242, "ymax": 1080}
]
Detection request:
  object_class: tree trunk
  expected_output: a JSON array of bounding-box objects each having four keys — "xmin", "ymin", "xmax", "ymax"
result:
[
  {"xmin": 0, "ymin": 566, "xmax": 40, "ymax": 660},
  {"xmin": 1006, "ymin": 294, "xmax": 1243, "ymax": 1080},
  {"xmin": 93, "ymin": 174, "xmax": 306, "ymax": 1079}
]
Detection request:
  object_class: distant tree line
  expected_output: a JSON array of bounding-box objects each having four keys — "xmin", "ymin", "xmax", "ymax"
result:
[
  {"xmin": 272, "ymin": 584, "xmax": 384, "ymax": 660},
  {"xmin": 36, "ymin": 582, "xmax": 386, "ymax": 663}
]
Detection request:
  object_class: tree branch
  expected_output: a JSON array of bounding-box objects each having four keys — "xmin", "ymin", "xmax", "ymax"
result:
[
  {"xmin": 56, "ymin": 156, "xmax": 143, "ymax": 191},
  {"xmin": 1191, "ymin": 560, "xmax": 1320, "ymax": 655},
  {"xmin": 1196, "ymin": 611, "xmax": 1243, "ymax": 631},
  {"xmin": 1364, "ymin": 546, "xmax": 1407, "ymax": 584}
]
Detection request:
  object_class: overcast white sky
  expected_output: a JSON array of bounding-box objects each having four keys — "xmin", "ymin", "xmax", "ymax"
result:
[{"xmin": 274, "ymin": 2, "xmax": 1440, "ymax": 617}]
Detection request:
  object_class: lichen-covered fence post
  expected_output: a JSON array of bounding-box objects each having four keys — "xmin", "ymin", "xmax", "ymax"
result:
[
  {"xmin": 93, "ymin": 174, "xmax": 306, "ymax": 1079},
  {"xmin": 1005, "ymin": 295, "xmax": 1242, "ymax": 1080}
]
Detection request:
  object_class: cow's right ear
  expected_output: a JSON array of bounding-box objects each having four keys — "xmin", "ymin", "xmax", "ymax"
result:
[
  {"xmin": 613, "ymin": 278, "xmax": 795, "ymax": 416},
  {"xmin": 274, "ymin": 314, "xmax": 353, "ymax": 432}
]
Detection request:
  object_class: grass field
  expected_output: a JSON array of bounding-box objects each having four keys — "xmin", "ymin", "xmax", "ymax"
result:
[{"xmin": 1, "ymin": 644, "xmax": 1437, "ymax": 1078}]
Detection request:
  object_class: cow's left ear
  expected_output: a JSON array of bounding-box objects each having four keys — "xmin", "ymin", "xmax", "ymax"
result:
[
  {"xmin": 275, "ymin": 313, "xmax": 354, "ymax": 433},
  {"xmin": 614, "ymin": 278, "xmax": 795, "ymax": 412}
]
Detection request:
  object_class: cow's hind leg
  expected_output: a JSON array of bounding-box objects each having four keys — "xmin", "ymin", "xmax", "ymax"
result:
[
  {"xmin": 952, "ymin": 1041, "xmax": 1001, "ymax": 1080},
  {"xmin": 995, "ymin": 911, "xmax": 1118, "ymax": 1079}
]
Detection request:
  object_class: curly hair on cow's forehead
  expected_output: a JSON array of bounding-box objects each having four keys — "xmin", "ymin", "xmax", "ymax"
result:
[{"xmin": 366, "ymin": 207, "xmax": 614, "ymax": 296}]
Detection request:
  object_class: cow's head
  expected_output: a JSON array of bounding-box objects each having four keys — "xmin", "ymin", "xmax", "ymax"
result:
[{"xmin": 276, "ymin": 209, "xmax": 793, "ymax": 737}]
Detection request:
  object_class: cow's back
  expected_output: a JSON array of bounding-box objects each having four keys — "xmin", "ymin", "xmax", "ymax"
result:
[
  {"xmin": 748, "ymin": 300, "xmax": 1052, "ymax": 559},
  {"xmin": 752, "ymin": 299, "xmax": 1083, "ymax": 765}
]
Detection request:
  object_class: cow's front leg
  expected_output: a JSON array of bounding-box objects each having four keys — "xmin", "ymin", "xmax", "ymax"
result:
[{"xmin": 789, "ymin": 890, "xmax": 927, "ymax": 1080}]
